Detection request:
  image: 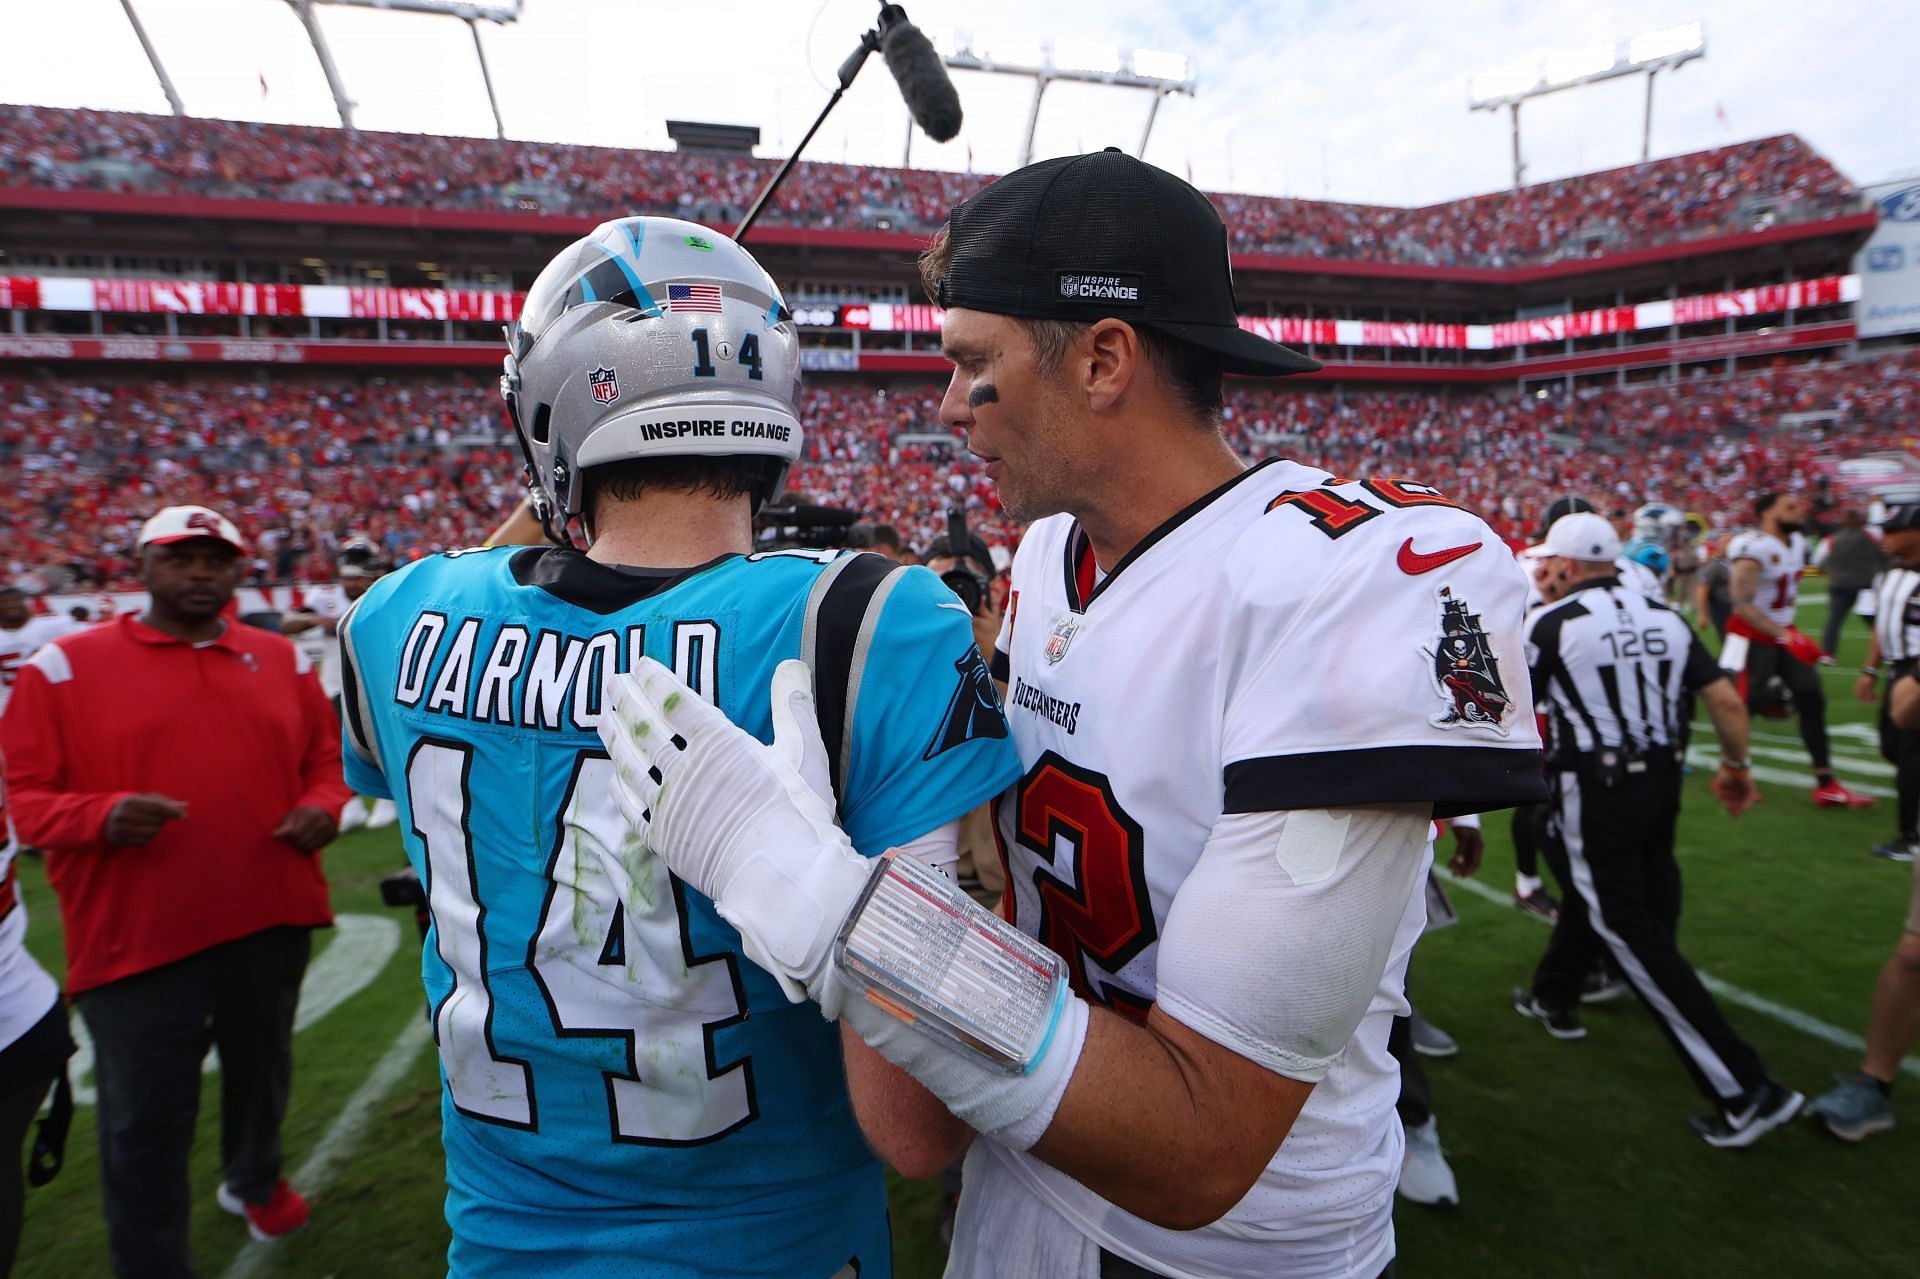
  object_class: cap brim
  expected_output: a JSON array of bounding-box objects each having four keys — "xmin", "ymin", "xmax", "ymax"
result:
[
  {"xmin": 1138, "ymin": 318, "xmax": 1322, "ymax": 377},
  {"xmin": 142, "ymin": 532, "xmax": 245, "ymax": 552}
]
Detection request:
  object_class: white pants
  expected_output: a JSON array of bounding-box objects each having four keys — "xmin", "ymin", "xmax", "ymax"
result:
[{"xmin": 944, "ymin": 1141, "xmax": 1104, "ymax": 1279}]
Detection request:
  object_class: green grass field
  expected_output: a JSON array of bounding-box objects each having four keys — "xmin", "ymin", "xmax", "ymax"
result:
[{"xmin": 13, "ymin": 598, "xmax": 1920, "ymax": 1277}]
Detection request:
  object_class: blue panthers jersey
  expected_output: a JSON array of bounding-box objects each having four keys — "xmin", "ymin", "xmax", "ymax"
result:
[{"xmin": 339, "ymin": 545, "xmax": 1019, "ymax": 1279}]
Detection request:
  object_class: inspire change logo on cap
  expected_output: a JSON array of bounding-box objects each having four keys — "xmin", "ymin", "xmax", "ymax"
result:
[{"xmin": 1057, "ymin": 273, "xmax": 1143, "ymax": 303}]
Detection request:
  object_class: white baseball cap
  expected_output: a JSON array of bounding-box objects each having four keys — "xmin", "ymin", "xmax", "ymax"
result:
[
  {"xmin": 1542, "ymin": 512, "xmax": 1621, "ymax": 563},
  {"xmin": 137, "ymin": 505, "xmax": 247, "ymax": 553}
]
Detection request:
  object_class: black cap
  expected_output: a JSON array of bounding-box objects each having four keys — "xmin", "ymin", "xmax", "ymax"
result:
[
  {"xmin": 926, "ymin": 533, "xmax": 996, "ymax": 581},
  {"xmin": 935, "ymin": 150, "xmax": 1321, "ymax": 378},
  {"xmin": 1537, "ymin": 494, "xmax": 1597, "ymax": 541},
  {"xmin": 1883, "ymin": 503, "xmax": 1920, "ymax": 532}
]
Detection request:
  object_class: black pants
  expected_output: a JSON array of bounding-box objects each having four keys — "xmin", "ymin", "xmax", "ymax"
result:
[
  {"xmin": 1535, "ymin": 757, "xmax": 1768, "ymax": 1106},
  {"xmin": 0, "ymin": 1000, "xmax": 70, "ymax": 1278},
  {"xmin": 1824, "ymin": 587, "xmax": 1866, "ymax": 657},
  {"xmin": 1743, "ymin": 642, "xmax": 1830, "ymax": 771},
  {"xmin": 74, "ymin": 927, "xmax": 311, "ymax": 1279},
  {"xmin": 1389, "ymin": 960, "xmax": 1431, "ymax": 1129},
  {"xmin": 1879, "ymin": 669, "xmax": 1920, "ymax": 843},
  {"xmin": 1509, "ymin": 798, "xmax": 1549, "ymax": 880}
]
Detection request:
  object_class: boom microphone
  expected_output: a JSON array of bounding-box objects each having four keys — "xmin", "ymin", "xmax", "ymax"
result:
[
  {"xmin": 735, "ymin": 2, "xmax": 965, "ymax": 240},
  {"xmin": 878, "ymin": 5, "xmax": 963, "ymax": 143}
]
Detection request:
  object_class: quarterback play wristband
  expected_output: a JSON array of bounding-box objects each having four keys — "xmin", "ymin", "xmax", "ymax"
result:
[{"xmin": 836, "ymin": 851, "xmax": 1068, "ymax": 1074}]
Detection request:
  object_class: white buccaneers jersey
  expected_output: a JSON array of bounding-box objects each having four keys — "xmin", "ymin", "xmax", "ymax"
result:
[
  {"xmin": 984, "ymin": 460, "xmax": 1545, "ymax": 1279},
  {"xmin": 1725, "ymin": 529, "xmax": 1806, "ymax": 629},
  {"xmin": 295, "ymin": 585, "xmax": 351, "ymax": 699},
  {"xmin": 1614, "ymin": 556, "xmax": 1666, "ymax": 602},
  {"xmin": 0, "ymin": 616, "xmax": 79, "ymax": 717},
  {"xmin": 0, "ymin": 766, "xmax": 59, "ymax": 1051}
]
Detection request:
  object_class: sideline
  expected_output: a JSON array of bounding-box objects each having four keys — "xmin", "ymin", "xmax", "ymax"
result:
[
  {"xmin": 1438, "ymin": 867, "xmax": 1920, "ymax": 1080},
  {"xmin": 219, "ymin": 1015, "xmax": 431, "ymax": 1279}
]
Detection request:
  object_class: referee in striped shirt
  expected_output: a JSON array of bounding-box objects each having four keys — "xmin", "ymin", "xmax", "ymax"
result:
[
  {"xmin": 1515, "ymin": 512, "xmax": 1805, "ymax": 1147},
  {"xmin": 1856, "ymin": 503, "xmax": 1920, "ymax": 863}
]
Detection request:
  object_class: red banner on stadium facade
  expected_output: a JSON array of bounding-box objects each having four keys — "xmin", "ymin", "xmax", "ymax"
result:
[
  {"xmin": 0, "ymin": 273, "xmax": 1862, "ymax": 352},
  {"xmin": 88, "ymin": 280, "xmax": 305, "ymax": 316},
  {"xmin": 0, "ymin": 276, "xmax": 523, "ymax": 323}
]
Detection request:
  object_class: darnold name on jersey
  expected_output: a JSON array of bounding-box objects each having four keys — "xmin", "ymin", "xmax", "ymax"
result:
[
  {"xmin": 389, "ymin": 611, "xmax": 719, "ymax": 733},
  {"xmin": 1008, "ymin": 675, "xmax": 1080, "ymax": 735}
]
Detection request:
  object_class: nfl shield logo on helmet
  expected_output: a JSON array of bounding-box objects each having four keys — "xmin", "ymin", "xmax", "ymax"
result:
[{"xmin": 588, "ymin": 366, "xmax": 619, "ymax": 404}]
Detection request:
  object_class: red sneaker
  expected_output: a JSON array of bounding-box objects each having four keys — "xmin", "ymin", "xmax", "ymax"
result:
[
  {"xmin": 1813, "ymin": 781, "xmax": 1876, "ymax": 809},
  {"xmin": 217, "ymin": 1179, "xmax": 309, "ymax": 1242}
]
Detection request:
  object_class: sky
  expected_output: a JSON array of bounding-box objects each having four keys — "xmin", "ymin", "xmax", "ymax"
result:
[{"xmin": 2, "ymin": 0, "xmax": 1914, "ymax": 206}]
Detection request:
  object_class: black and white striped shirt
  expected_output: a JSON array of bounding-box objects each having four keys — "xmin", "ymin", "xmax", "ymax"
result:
[
  {"xmin": 1872, "ymin": 565, "xmax": 1920, "ymax": 667},
  {"xmin": 1525, "ymin": 577, "xmax": 1724, "ymax": 761}
]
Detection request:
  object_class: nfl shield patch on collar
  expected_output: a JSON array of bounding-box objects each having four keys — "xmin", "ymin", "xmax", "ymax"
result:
[{"xmin": 1044, "ymin": 614, "xmax": 1081, "ymax": 666}]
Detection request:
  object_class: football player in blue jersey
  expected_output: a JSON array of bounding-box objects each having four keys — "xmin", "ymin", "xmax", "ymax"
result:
[{"xmin": 336, "ymin": 217, "xmax": 1020, "ymax": 1278}]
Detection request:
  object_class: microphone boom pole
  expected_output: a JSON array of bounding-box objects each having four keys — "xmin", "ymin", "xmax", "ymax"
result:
[
  {"xmin": 735, "ymin": 27, "xmax": 880, "ymax": 242},
  {"xmin": 735, "ymin": 4, "xmax": 961, "ymax": 243}
]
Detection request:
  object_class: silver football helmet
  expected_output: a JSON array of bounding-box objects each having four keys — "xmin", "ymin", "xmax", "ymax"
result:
[
  {"xmin": 1631, "ymin": 502, "xmax": 1685, "ymax": 548},
  {"xmin": 502, "ymin": 216, "xmax": 802, "ymax": 537}
]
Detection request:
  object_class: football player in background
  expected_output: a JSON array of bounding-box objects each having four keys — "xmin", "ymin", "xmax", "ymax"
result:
[
  {"xmin": 599, "ymin": 154, "xmax": 1548, "ymax": 1279},
  {"xmin": 339, "ymin": 219, "xmax": 1018, "ymax": 1277},
  {"xmin": 283, "ymin": 536, "xmax": 396, "ymax": 830},
  {"xmin": 0, "ymin": 587, "xmax": 78, "ymax": 719},
  {"xmin": 1723, "ymin": 492, "xmax": 1874, "ymax": 807}
]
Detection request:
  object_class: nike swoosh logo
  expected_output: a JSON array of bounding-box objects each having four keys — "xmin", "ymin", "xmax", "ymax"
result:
[
  {"xmin": 1397, "ymin": 538, "xmax": 1483, "ymax": 575},
  {"xmin": 936, "ymin": 601, "xmax": 973, "ymax": 614}
]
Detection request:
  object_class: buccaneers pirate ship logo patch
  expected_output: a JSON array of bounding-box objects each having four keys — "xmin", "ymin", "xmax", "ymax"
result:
[{"xmin": 1423, "ymin": 586, "xmax": 1512, "ymax": 735}]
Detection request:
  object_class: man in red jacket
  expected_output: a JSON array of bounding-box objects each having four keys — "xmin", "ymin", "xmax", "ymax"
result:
[{"xmin": 1, "ymin": 505, "xmax": 348, "ymax": 1274}]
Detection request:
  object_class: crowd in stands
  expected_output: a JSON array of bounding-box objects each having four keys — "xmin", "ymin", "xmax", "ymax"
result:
[
  {"xmin": 4, "ymin": 349, "xmax": 1918, "ymax": 595},
  {"xmin": 0, "ymin": 105, "xmax": 1859, "ymax": 268}
]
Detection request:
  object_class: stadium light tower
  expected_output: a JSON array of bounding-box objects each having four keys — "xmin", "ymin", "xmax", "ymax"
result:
[
  {"xmin": 937, "ymin": 32, "xmax": 1196, "ymax": 167},
  {"xmin": 119, "ymin": 0, "xmax": 185, "ymax": 116},
  {"xmin": 291, "ymin": 0, "xmax": 522, "ymax": 136},
  {"xmin": 1468, "ymin": 21, "xmax": 1705, "ymax": 189}
]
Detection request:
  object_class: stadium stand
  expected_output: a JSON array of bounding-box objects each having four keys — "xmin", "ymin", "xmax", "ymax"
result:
[
  {"xmin": 0, "ymin": 105, "xmax": 1859, "ymax": 266},
  {"xmin": 6, "ymin": 351, "xmax": 1916, "ymax": 592}
]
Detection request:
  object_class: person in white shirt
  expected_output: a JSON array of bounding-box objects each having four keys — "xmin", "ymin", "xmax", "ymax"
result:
[
  {"xmin": 1724, "ymin": 493, "xmax": 1874, "ymax": 808},
  {"xmin": 0, "ymin": 588, "xmax": 79, "ymax": 719},
  {"xmin": 281, "ymin": 538, "xmax": 396, "ymax": 830}
]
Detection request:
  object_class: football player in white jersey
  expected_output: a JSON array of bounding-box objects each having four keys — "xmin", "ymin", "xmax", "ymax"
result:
[
  {"xmin": 1723, "ymin": 492, "xmax": 1873, "ymax": 807},
  {"xmin": 0, "ymin": 588, "xmax": 79, "ymax": 719},
  {"xmin": 598, "ymin": 151, "xmax": 1547, "ymax": 1279},
  {"xmin": 281, "ymin": 537, "xmax": 397, "ymax": 829}
]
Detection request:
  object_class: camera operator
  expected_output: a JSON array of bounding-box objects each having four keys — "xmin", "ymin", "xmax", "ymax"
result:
[{"xmin": 923, "ymin": 517, "xmax": 1002, "ymax": 661}]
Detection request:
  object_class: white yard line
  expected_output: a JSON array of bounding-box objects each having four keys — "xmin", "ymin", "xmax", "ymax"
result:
[
  {"xmin": 1678, "ymin": 747, "xmax": 1894, "ymax": 798},
  {"xmin": 219, "ymin": 1015, "xmax": 431, "ymax": 1279},
  {"xmin": 65, "ymin": 914, "xmax": 401, "ymax": 1107},
  {"xmin": 1439, "ymin": 868, "xmax": 1920, "ymax": 1080}
]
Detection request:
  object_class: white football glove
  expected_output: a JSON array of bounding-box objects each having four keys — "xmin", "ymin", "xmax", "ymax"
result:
[
  {"xmin": 600, "ymin": 656, "xmax": 1089, "ymax": 1149},
  {"xmin": 598, "ymin": 657, "xmax": 869, "ymax": 1004}
]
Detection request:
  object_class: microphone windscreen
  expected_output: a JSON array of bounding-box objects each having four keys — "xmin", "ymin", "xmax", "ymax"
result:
[{"xmin": 880, "ymin": 20, "xmax": 963, "ymax": 143}]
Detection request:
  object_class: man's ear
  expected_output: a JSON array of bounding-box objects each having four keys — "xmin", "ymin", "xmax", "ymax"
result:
[{"xmin": 1083, "ymin": 319, "xmax": 1144, "ymax": 414}]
